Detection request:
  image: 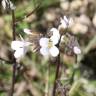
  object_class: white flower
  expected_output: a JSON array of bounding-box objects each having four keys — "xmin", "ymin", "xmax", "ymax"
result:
[
  {"xmin": 9, "ymin": 1, "xmax": 16, "ymax": 10},
  {"xmin": 39, "ymin": 37, "xmax": 59, "ymax": 57},
  {"xmin": 73, "ymin": 46, "xmax": 81, "ymax": 54},
  {"xmin": 2, "ymin": 0, "xmax": 7, "ymax": 9},
  {"xmin": 11, "ymin": 41, "xmax": 31, "ymax": 59},
  {"xmin": 59, "ymin": 16, "xmax": 73, "ymax": 29},
  {"xmin": 23, "ymin": 28, "xmax": 32, "ymax": 35},
  {"xmin": 2, "ymin": 0, "xmax": 15, "ymax": 10}
]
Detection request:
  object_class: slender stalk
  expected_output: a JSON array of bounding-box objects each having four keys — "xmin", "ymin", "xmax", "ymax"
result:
[
  {"xmin": 52, "ymin": 36, "xmax": 62, "ymax": 96},
  {"xmin": 12, "ymin": 10, "xmax": 16, "ymax": 40},
  {"xmin": 52, "ymin": 53, "xmax": 60, "ymax": 96},
  {"xmin": 52, "ymin": 35, "xmax": 62, "ymax": 96},
  {"xmin": 15, "ymin": 3, "xmax": 41, "ymax": 23},
  {"xmin": 9, "ymin": 10, "xmax": 17, "ymax": 96}
]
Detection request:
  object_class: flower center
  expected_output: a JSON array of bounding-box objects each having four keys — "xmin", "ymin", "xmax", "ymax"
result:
[{"xmin": 48, "ymin": 39, "xmax": 53, "ymax": 48}]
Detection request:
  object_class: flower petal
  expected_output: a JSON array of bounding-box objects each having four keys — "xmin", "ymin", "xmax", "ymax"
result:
[
  {"xmin": 60, "ymin": 16, "xmax": 73, "ymax": 28},
  {"xmin": 39, "ymin": 38, "xmax": 49, "ymax": 47},
  {"xmin": 50, "ymin": 28, "xmax": 60, "ymax": 38},
  {"xmin": 63, "ymin": 16, "xmax": 69, "ymax": 23},
  {"xmin": 24, "ymin": 28, "xmax": 32, "ymax": 35},
  {"xmin": 60, "ymin": 17, "xmax": 68, "ymax": 28},
  {"xmin": 14, "ymin": 48, "xmax": 27, "ymax": 58},
  {"xmin": 50, "ymin": 36, "xmax": 59, "ymax": 45},
  {"xmin": 40, "ymin": 47, "xmax": 49, "ymax": 56},
  {"xmin": 2, "ymin": 0, "xmax": 6, "ymax": 9},
  {"xmin": 11, "ymin": 41, "xmax": 24, "ymax": 50},
  {"xmin": 49, "ymin": 46, "xmax": 59, "ymax": 57},
  {"xmin": 73, "ymin": 46, "xmax": 81, "ymax": 54},
  {"xmin": 9, "ymin": 1, "xmax": 16, "ymax": 10}
]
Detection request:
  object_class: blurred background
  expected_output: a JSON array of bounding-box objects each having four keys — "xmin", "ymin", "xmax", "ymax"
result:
[{"xmin": 0, "ymin": 0, "xmax": 96, "ymax": 96}]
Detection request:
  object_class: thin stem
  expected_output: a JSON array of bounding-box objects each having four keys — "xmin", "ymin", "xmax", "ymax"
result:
[
  {"xmin": 12, "ymin": 10, "xmax": 16, "ymax": 40},
  {"xmin": 9, "ymin": 10, "xmax": 17, "ymax": 96},
  {"xmin": 15, "ymin": 3, "xmax": 41, "ymax": 23},
  {"xmin": 52, "ymin": 53, "xmax": 60, "ymax": 96}
]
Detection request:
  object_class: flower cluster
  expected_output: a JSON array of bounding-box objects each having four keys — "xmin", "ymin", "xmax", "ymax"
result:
[
  {"xmin": 11, "ymin": 16, "xmax": 81, "ymax": 59},
  {"xmin": 39, "ymin": 16, "xmax": 81, "ymax": 57}
]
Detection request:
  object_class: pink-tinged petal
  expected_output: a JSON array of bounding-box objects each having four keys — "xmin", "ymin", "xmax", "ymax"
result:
[
  {"xmin": 39, "ymin": 38, "xmax": 49, "ymax": 47},
  {"xmin": 63, "ymin": 16, "xmax": 69, "ymax": 23},
  {"xmin": 60, "ymin": 17, "xmax": 68, "ymax": 28},
  {"xmin": 11, "ymin": 41, "xmax": 24, "ymax": 50},
  {"xmin": 24, "ymin": 28, "xmax": 32, "ymax": 35},
  {"xmin": 60, "ymin": 16, "xmax": 73, "ymax": 29},
  {"xmin": 73, "ymin": 46, "xmax": 81, "ymax": 54},
  {"xmin": 40, "ymin": 47, "xmax": 49, "ymax": 56},
  {"xmin": 49, "ymin": 46, "xmax": 59, "ymax": 57}
]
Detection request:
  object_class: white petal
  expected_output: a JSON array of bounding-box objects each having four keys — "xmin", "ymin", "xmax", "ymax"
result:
[
  {"xmin": 39, "ymin": 38, "xmax": 49, "ymax": 47},
  {"xmin": 24, "ymin": 28, "xmax": 32, "ymax": 35},
  {"xmin": 68, "ymin": 18, "xmax": 74, "ymax": 27},
  {"xmin": 40, "ymin": 47, "xmax": 49, "ymax": 56},
  {"xmin": 14, "ymin": 48, "xmax": 27, "ymax": 59},
  {"xmin": 61, "ymin": 36, "xmax": 64, "ymax": 42},
  {"xmin": 62, "ymin": 16, "xmax": 73, "ymax": 27},
  {"xmin": 49, "ymin": 46, "xmax": 59, "ymax": 57},
  {"xmin": 50, "ymin": 28, "xmax": 60, "ymax": 38},
  {"xmin": 2, "ymin": 0, "xmax": 6, "ymax": 9},
  {"xmin": 63, "ymin": 16, "xmax": 69, "ymax": 23},
  {"xmin": 50, "ymin": 36, "xmax": 59, "ymax": 45},
  {"xmin": 9, "ymin": 1, "xmax": 16, "ymax": 10},
  {"xmin": 73, "ymin": 46, "xmax": 81, "ymax": 54},
  {"xmin": 11, "ymin": 41, "xmax": 24, "ymax": 50},
  {"xmin": 60, "ymin": 18, "xmax": 68, "ymax": 28}
]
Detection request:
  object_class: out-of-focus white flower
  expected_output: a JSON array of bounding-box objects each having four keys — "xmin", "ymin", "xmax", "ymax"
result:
[
  {"xmin": 73, "ymin": 46, "xmax": 81, "ymax": 54},
  {"xmin": 11, "ymin": 41, "xmax": 31, "ymax": 59},
  {"xmin": 9, "ymin": 1, "xmax": 16, "ymax": 10},
  {"xmin": 59, "ymin": 16, "xmax": 73, "ymax": 29},
  {"xmin": 23, "ymin": 28, "xmax": 32, "ymax": 35},
  {"xmin": 2, "ymin": 0, "xmax": 15, "ymax": 10},
  {"xmin": 39, "ymin": 37, "xmax": 59, "ymax": 57},
  {"xmin": 2, "ymin": 0, "xmax": 7, "ymax": 9}
]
